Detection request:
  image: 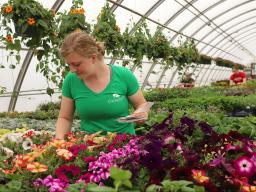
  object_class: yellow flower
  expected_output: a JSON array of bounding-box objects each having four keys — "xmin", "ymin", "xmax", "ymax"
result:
[
  {"xmin": 192, "ymin": 169, "xmax": 209, "ymax": 184},
  {"xmin": 50, "ymin": 138, "xmax": 66, "ymax": 148},
  {"xmin": 27, "ymin": 162, "xmax": 48, "ymax": 173},
  {"xmin": 5, "ymin": 5, "xmax": 13, "ymax": 13},
  {"xmin": 27, "ymin": 18, "xmax": 36, "ymax": 25},
  {"xmin": 0, "ymin": 167, "xmax": 16, "ymax": 174},
  {"xmin": 56, "ymin": 149, "xmax": 73, "ymax": 160},
  {"xmin": 14, "ymin": 154, "xmax": 30, "ymax": 168},
  {"xmin": 74, "ymin": 28, "xmax": 81, "ymax": 32},
  {"xmin": 242, "ymin": 185, "xmax": 256, "ymax": 192}
]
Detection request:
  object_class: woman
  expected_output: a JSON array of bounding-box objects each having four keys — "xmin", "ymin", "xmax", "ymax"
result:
[
  {"xmin": 55, "ymin": 31, "xmax": 148, "ymax": 139},
  {"xmin": 229, "ymin": 65, "xmax": 246, "ymax": 85}
]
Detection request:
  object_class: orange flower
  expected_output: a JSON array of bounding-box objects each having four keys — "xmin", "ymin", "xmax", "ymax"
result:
[
  {"xmin": 56, "ymin": 149, "xmax": 73, "ymax": 160},
  {"xmin": 50, "ymin": 138, "xmax": 66, "ymax": 148},
  {"xmin": 27, "ymin": 162, "xmax": 48, "ymax": 173},
  {"xmin": 14, "ymin": 154, "xmax": 30, "ymax": 168},
  {"xmin": 241, "ymin": 185, "xmax": 256, "ymax": 192},
  {"xmin": 74, "ymin": 28, "xmax": 81, "ymax": 32},
  {"xmin": 79, "ymin": 8, "xmax": 85, "ymax": 14},
  {"xmin": 192, "ymin": 169, "xmax": 209, "ymax": 184},
  {"xmin": 23, "ymin": 151, "xmax": 41, "ymax": 162},
  {"xmin": 27, "ymin": 18, "xmax": 36, "ymax": 25},
  {"xmin": 5, "ymin": 35, "xmax": 13, "ymax": 43},
  {"xmin": 0, "ymin": 167, "xmax": 16, "ymax": 174},
  {"xmin": 5, "ymin": 5, "xmax": 13, "ymax": 13}
]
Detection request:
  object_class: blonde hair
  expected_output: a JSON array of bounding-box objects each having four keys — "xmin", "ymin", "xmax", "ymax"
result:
[{"xmin": 60, "ymin": 31, "xmax": 105, "ymax": 59}]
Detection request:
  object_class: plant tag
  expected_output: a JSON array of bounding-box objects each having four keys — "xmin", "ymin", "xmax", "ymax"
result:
[{"xmin": 117, "ymin": 102, "xmax": 154, "ymax": 123}]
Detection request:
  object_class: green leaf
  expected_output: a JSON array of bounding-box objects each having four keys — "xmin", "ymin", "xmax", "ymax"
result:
[
  {"xmin": 110, "ymin": 167, "xmax": 132, "ymax": 180},
  {"xmin": 7, "ymin": 180, "xmax": 22, "ymax": 190},
  {"xmin": 37, "ymin": 19, "xmax": 48, "ymax": 30},
  {"xmin": 181, "ymin": 186, "xmax": 195, "ymax": 192},
  {"xmin": 46, "ymin": 87, "xmax": 54, "ymax": 96},
  {"xmin": 193, "ymin": 186, "xmax": 205, "ymax": 192},
  {"xmin": 86, "ymin": 186, "xmax": 116, "ymax": 192},
  {"xmin": 122, "ymin": 179, "xmax": 132, "ymax": 188},
  {"xmin": 145, "ymin": 184, "xmax": 162, "ymax": 192},
  {"xmin": 114, "ymin": 180, "xmax": 122, "ymax": 190}
]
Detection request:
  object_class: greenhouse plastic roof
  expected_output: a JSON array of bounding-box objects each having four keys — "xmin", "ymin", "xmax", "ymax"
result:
[{"xmin": 1, "ymin": 0, "xmax": 256, "ymax": 112}]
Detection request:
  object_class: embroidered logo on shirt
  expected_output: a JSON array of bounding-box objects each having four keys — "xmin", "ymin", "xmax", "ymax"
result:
[
  {"xmin": 112, "ymin": 93, "xmax": 120, "ymax": 98},
  {"xmin": 108, "ymin": 93, "xmax": 122, "ymax": 103}
]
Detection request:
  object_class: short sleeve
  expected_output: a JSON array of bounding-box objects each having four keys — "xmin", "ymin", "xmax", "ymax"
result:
[
  {"xmin": 62, "ymin": 73, "xmax": 73, "ymax": 98},
  {"xmin": 122, "ymin": 67, "xmax": 140, "ymax": 96},
  {"xmin": 240, "ymin": 72, "xmax": 246, "ymax": 78}
]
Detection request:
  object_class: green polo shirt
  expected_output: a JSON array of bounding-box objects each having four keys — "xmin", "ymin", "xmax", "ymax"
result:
[{"xmin": 62, "ymin": 65, "xmax": 139, "ymax": 134}]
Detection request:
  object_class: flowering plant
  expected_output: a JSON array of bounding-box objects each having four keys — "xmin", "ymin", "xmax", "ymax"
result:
[
  {"xmin": 0, "ymin": 114, "xmax": 255, "ymax": 191},
  {"xmin": 57, "ymin": 0, "xmax": 91, "ymax": 40},
  {"xmin": 93, "ymin": 3, "xmax": 123, "ymax": 58},
  {"xmin": 0, "ymin": 128, "xmax": 133, "ymax": 191},
  {"xmin": 122, "ymin": 21, "xmax": 149, "ymax": 68},
  {"xmin": 0, "ymin": 0, "xmax": 56, "ymax": 65},
  {"xmin": 147, "ymin": 26, "xmax": 175, "ymax": 66}
]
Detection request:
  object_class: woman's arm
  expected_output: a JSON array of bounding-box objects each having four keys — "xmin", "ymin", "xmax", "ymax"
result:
[
  {"xmin": 128, "ymin": 90, "xmax": 148, "ymax": 122},
  {"xmin": 55, "ymin": 96, "xmax": 75, "ymax": 139}
]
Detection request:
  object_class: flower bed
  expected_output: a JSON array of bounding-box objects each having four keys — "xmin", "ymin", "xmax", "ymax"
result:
[{"xmin": 0, "ymin": 114, "xmax": 255, "ymax": 191}]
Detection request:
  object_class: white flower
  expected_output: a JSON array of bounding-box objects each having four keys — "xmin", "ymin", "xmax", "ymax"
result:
[
  {"xmin": 22, "ymin": 138, "xmax": 33, "ymax": 150},
  {"xmin": 0, "ymin": 133, "xmax": 23, "ymax": 143},
  {"xmin": 1, "ymin": 147, "xmax": 14, "ymax": 158}
]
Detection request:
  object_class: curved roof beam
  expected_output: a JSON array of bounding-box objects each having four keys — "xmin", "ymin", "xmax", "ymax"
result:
[
  {"xmin": 110, "ymin": 0, "xmax": 124, "ymax": 12},
  {"xmin": 187, "ymin": 0, "xmax": 255, "ymax": 58},
  {"xmin": 218, "ymin": 34, "xmax": 256, "ymax": 59},
  {"xmin": 108, "ymin": 0, "xmax": 241, "ymax": 60},
  {"xmin": 8, "ymin": 0, "xmax": 65, "ymax": 112},
  {"xmin": 218, "ymin": 30, "xmax": 256, "ymax": 58},
  {"xmin": 170, "ymin": 0, "xmax": 227, "ymax": 42},
  {"xmin": 209, "ymin": 20, "xmax": 256, "ymax": 57},
  {"xmin": 199, "ymin": 8, "xmax": 256, "ymax": 53}
]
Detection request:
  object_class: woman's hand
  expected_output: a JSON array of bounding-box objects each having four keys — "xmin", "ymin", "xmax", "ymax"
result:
[{"xmin": 130, "ymin": 111, "xmax": 148, "ymax": 124}]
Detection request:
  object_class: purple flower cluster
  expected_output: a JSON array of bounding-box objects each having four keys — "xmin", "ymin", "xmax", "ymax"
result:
[
  {"xmin": 33, "ymin": 175, "xmax": 68, "ymax": 192},
  {"xmin": 88, "ymin": 138, "xmax": 140, "ymax": 183}
]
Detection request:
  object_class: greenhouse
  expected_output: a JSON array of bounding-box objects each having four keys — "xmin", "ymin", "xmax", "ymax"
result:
[{"xmin": 0, "ymin": 0, "xmax": 256, "ymax": 191}]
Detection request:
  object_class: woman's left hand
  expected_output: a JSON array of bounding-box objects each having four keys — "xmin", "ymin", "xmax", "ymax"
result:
[{"xmin": 130, "ymin": 111, "xmax": 148, "ymax": 124}]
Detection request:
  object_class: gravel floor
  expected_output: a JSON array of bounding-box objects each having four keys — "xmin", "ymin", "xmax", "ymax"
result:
[{"xmin": 0, "ymin": 117, "xmax": 80, "ymax": 131}]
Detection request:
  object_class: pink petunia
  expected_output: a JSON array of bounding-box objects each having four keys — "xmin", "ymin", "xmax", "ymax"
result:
[{"xmin": 234, "ymin": 156, "xmax": 255, "ymax": 177}]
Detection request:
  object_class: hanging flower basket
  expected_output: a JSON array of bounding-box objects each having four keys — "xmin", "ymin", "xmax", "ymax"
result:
[
  {"xmin": 198, "ymin": 54, "xmax": 212, "ymax": 65},
  {"xmin": 93, "ymin": 3, "xmax": 123, "ymax": 58},
  {"xmin": 1, "ymin": 0, "xmax": 56, "ymax": 48},
  {"xmin": 57, "ymin": 0, "xmax": 91, "ymax": 40},
  {"xmin": 147, "ymin": 27, "xmax": 172, "ymax": 61},
  {"xmin": 122, "ymin": 22, "xmax": 149, "ymax": 68}
]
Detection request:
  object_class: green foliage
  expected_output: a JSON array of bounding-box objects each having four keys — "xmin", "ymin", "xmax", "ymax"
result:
[
  {"xmin": 146, "ymin": 180, "xmax": 205, "ymax": 192},
  {"xmin": 58, "ymin": 0, "xmax": 91, "ymax": 39},
  {"xmin": 214, "ymin": 57, "xmax": 244, "ymax": 69},
  {"xmin": 0, "ymin": 0, "xmax": 56, "ymax": 65},
  {"xmin": 93, "ymin": 3, "xmax": 123, "ymax": 58},
  {"xmin": 198, "ymin": 54, "xmax": 212, "ymax": 65},
  {"xmin": 174, "ymin": 38, "xmax": 199, "ymax": 71},
  {"xmin": 122, "ymin": 21, "xmax": 149, "ymax": 68},
  {"xmin": 0, "ymin": 86, "xmax": 6, "ymax": 95},
  {"xmin": 85, "ymin": 167, "xmax": 136, "ymax": 192},
  {"xmin": 147, "ymin": 27, "xmax": 174, "ymax": 66}
]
